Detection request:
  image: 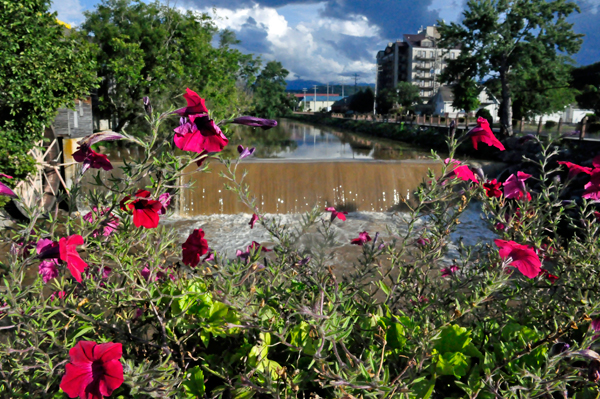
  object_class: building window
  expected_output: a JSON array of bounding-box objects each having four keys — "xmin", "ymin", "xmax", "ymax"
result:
[
  {"xmin": 451, "ymin": 52, "xmax": 455, "ymax": 59},
  {"xmin": 429, "ymin": 51, "xmax": 434, "ymax": 58},
  {"xmin": 420, "ymin": 90, "xmax": 424, "ymax": 96}
]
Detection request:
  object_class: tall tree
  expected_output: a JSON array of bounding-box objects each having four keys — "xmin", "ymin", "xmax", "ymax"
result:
[
  {"xmin": 438, "ymin": 0, "xmax": 583, "ymax": 135},
  {"xmin": 0, "ymin": 0, "xmax": 97, "ymax": 186},
  {"xmin": 82, "ymin": 0, "xmax": 260, "ymax": 132},
  {"xmin": 395, "ymin": 82, "xmax": 422, "ymax": 110},
  {"xmin": 350, "ymin": 88, "xmax": 375, "ymax": 114},
  {"xmin": 572, "ymin": 62, "xmax": 600, "ymax": 116},
  {"xmin": 252, "ymin": 61, "xmax": 294, "ymax": 118}
]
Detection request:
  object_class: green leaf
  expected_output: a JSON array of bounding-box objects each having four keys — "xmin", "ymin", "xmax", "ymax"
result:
[
  {"xmin": 412, "ymin": 374, "xmax": 436, "ymax": 399},
  {"xmin": 183, "ymin": 366, "xmax": 205, "ymax": 398},
  {"xmin": 433, "ymin": 325, "xmax": 472, "ymax": 354},
  {"xmin": 435, "ymin": 352, "xmax": 470, "ymax": 377},
  {"xmin": 386, "ymin": 322, "xmax": 406, "ymax": 350}
]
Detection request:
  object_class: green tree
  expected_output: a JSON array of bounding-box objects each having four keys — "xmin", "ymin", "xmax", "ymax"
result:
[
  {"xmin": 0, "ymin": 0, "xmax": 97, "ymax": 186},
  {"xmin": 350, "ymin": 88, "xmax": 374, "ymax": 114},
  {"xmin": 572, "ymin": 61, "xmax": 600, "ymax": 116},
  {"xmin": 395, "ymin": 82, "xmax": 422, "ymax": 110},
  {"xmin": 450, "ymin": 79, "xmax": 481, "ymax": 114},
  {"xmin": 252, "ymin": 61, "xmax": 294, "ymax": 118},
  {"xmin": 82, "ymin": 0, "xmax": 259, "ymax": 132},
  {"xmin": 438, "ymin": 0, "xmax": 583, "ymax": 135},
  {"xmin": 376, "ymin": 88, "xmax": 396, "ymax": 115}
]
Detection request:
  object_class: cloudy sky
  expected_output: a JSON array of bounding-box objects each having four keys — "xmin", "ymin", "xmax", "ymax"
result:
[{"xmin": 52, "ymin": 0, "xmax": 600, "ymax": 84}]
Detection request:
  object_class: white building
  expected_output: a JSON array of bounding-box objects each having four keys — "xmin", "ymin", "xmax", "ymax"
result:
[
  {"xmin": 376, "ymin": 25, "xmax": 461, "ymax": 102},
  {"xmin": 428, "ymin": 86, "xmax": 500, "ymax": 121},
  {"xmin": 532, "ymin": 105, "xmax": 594, "ymax": 124},
  {"xmin": 298, "ymin": 95, "xmax": 345, "ymax": 112}
]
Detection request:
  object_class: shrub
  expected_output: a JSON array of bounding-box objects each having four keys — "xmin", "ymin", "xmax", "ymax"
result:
[
  {"xmin": 475, "ymin": 108, "xmax": 493, "ymax": 126},
  {"xmin": 545, "ymin": 120, "xmax": 557, "ymax": 129},
  {"xmin": 1, "ymin": 91, "xmax": 600, "ymax": 398}
]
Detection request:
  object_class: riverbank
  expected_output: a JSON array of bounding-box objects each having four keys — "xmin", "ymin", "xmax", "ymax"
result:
[{"xmin": 288, "ymin": 113, "xmax": 504, "ymax": 161}]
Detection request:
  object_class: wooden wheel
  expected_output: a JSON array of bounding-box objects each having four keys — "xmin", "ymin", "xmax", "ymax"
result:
[{"xmin": 7, "ymin": 127, "xmax": 70, "ymax": 220}]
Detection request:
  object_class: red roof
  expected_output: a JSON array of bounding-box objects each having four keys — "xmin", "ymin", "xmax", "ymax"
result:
[{"xmin": 293, "ymin": 93, "xmax": 338, "ymax": 97}]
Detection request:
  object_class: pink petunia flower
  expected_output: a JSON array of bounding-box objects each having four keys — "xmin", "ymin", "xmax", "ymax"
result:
[
  {"xmin": 495, "ymin": 239, "xmax": 541, "ymax": 279},
  {"xmin": 59, "ymin": 235, "xmax": 88, "ymax": 283},
  {"xmin": 445, "ymin": 164, "xmax": 479, "ymax": 183},
  {"xmin": 60, "ymin": 341, "xmax": 124, "ymax": 399},
  {"xmin": 39, "ymin": 259, "xmax": 59, "ymax": 283},
  {"xmin": 325, "ymin": 207, "xmax": 348, "ymax": 221},
  {"xmin": 50, "ymin": 291, "xmax": 67, "ymax": 301},
  {"xmin": 592, "ymin": 318, "xmax": 600, "ymax": 332},
  {"xmin": 583, "ymin": 169, "xmax": 600, "ymax": 200},
  {"xmin": 173, "ymin": 88, "xmax": 209, "ymax": 117},
  {"xmin": 140, "ymin": 266, "xmax": 151, "ymax": 281},
  {"xmin": 236, "ymin": 241, "xmax": 271, "ymax": 262},
  {"xmin": 0, "ymin": 173, "xmax": 17, "ymax": 198},
  {"xmin": 173, "ymin": 115, "xmax": 228, "ymax": 154},
  {"xmin": 182, "ymin": 229, "xmax": 209, "ymax": 267},
  {"xmin": 558, "ymin": 161, "xmax": 593, "ymax": 179},
  {"xmin": 538, "ymin": 268, "xmax": 559, "ymax": 284},
  {"xmin": 467, "ymin": 117, "xmax": 505, "ymax": 151},
  {"xmin": 249, "ymin": 213, "xmax": 259, "ymax": 229},
  {"xmin": 158, "ymin": 193, "xmax": 171, "ymax": 215},
  {"xmin": 350, "ymin": 231, "xmax": 372, "ymax": 246},
  {"xmin": 83, "ymin": 207, "xmax": 120, "ymax": 237},
  {"xmin": 416, "ymin": 236, "xmax": 430, "ymax": 246},
  {"xmin": 503, "ymin": 171, "xmax": 532, "ymax": 200},
  {"xmin": 441, "ymin": 265, "xmax": 460, "ymax": 277},
  {"xmin": 72, "ymin": 145, "xmax": 113, "ymax": 174}
]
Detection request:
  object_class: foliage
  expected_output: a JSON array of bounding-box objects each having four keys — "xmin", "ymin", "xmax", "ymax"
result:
[
  {"xmin": 475, "ymin": 108, "xmax": 493, "ymax": 126},
  {"xmin": 572, "ymin": 61, "xmax": 600, "ymax": 116},
  {"xmin": 251, "ymin": 61, "xmax": 295, "ymax": 118},
  {"xmin": 375, "ymin": 88, "xmax": 396, "ymax": 115},
  {"xmin": 349, "ymin": 88, "xmax": 375, "ymax": 114},
  {"xmin": 438, "ymin": 0, "xmax": 583, "ymax": 135},
  {"xmin": 450, "ymin": 79, "xmax": 481, "ymax": 114},
  {"xmin": 395, "ymin": 82, "xmax": 422, "ymax": 110},
  {"xmin": 81, "ymin": 0, "xmax": 260, "ymax": 132},
  {"xmin": 3, "ymin": 93, "xmax": 600, "ymax": 398},
  {"xmin": 0, "ymin": 0, "xmax": 98, "ymax": 189}
]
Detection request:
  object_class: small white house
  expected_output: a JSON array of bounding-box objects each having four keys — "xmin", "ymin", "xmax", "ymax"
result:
[
  {"xmin": 429, "ymin": 86, "xmax": 500, "ymax": 122},
  {"xmin": 533, "ymin": 104, "xmax": 594, "ymax": 124}
]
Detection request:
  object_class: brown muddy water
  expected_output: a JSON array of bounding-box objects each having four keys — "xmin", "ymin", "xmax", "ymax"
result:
[{"xmin": 74, "ymin": 119, "xmax": 496, "ymax": 262}]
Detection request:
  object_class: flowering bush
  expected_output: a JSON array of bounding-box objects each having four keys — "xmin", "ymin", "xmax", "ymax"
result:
[{"xmin": 1, "ymin": 92, "xmax": 600, "ymax": 399}]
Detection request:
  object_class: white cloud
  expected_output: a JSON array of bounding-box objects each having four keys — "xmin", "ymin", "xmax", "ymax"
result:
[
  {"xmin": 192, "ymin": 4, "xmax": 381, "ymax": 83},
  {"xmin": 427, "ymin": 0, "xmax": 466, "ymax": 24},
  {"xmin": 50, "ymin": 0, "xmax": 86, "ymax": 26}
]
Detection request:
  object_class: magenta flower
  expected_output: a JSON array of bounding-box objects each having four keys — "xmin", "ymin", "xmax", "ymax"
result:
[
  {"xmin": 59, "ymin": 235, "xmax": 88, "ymax": 283},
  {"xmin": 36, "ymin": 238, "xmax": 60, "ymax": 259},
  {"xmin": 495, "ymin": 222, "xmax": 507, "ymax": 231},
  {"xmin": 592, "ymin": 318, "xmax": 600, "ymax": 332},
  {"xmin": 60, "ymin": 341, "xmax": 124, "ymax": 399},
  {"xmin": 83, "ymin": 208, "xmax": 119, "ymax": 237},
  {"xmin": 249, "ymin": 213, "xmax": 259, "ymax": 229},
  {"xmin": 495, "ymin": 239, "xmax": 541, "ymax": 279},
  {"xmin": 134, "ymin": 308, "xmax": 144, "ymax": 320},
  {"xmin": 446, "ymin": 165, "xmax": 479, "ymax": 183},
  {"xmin": 583, "ymin": 169, "xmax": 600, "ymax": 200},
  {"xmin": 158, "ymin": 193, "xmax": 171, "ymax": 215},
  {"xmin": 141, "ymin": 266, "xmax": 151, "ymax": 281},
  {"xmin": 236, "ymin": 241, "xmax": 271, "ymax": 262},
  {"xmin": 173, "ymin": 115, "xmax": 229, "ymax": 154},
  {"xmin": 325, "ymin": 207, "xmax": 348, "ymax": 221},
  {"xmin": 182, "ymin": 229, "xmax": 209, "ymax": 267},
  {"xmin": 39, "ymin": 259, "xmax": 59, "ymax": 283},
  {"xmin": 237, "ymin": 145, "xmax": 256, "ymax": 159},
  {"xmin": 50, "ymin": 291, "xmax": 67, "ymax": 301},
  {"xmin": 441, "ymin": 265, "xmax": 459, "ymax": 277},
  {"xmin": 503, "ymin": 171, "xmax": 532, "ymax": 200},
  {"xmin": 538, "ymin": 268, "xmax": 559, "ymax": 284},
  {"xmin": 0, "ymin": 173, "xmax": 17, "ymax": 198},
  {"xmin": 229, "ymin": 116, "xmax": 278, "ymax": 130},
  {"xmin": 350, "ymin": 231, "xmax": 372, "ymax": 246},
  {"xmin": 120, "ymin": 190, "xmax": 163, "ymax": 229},
  {"xmin": 416, "ymin": 236, "xmax": 430, "ymax": 246},
  {"xmin": 102, "ymin": 267, "xmax": 112, "ymax": 279},
  {"xmin": 558, "ymin": 161, "xmax": 593, "ymax": 179},
  {"xmin": 72, "ymin": 145, "xmax": 113, "ymax": 174},
  {"xmin": 467, "ymin": 117, "xmax": 505, "ymax": 151},
  {"xmin": 173, "ymin": 88, "xmax": 209, "ymax": 117}
]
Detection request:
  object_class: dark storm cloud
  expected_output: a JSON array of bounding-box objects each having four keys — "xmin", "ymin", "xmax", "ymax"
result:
[{"xmin": 234, "ymin": 17, "xmax": 271, "ymax": 53}]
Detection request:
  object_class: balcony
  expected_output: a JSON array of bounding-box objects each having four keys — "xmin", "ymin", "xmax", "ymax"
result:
[
  {"xmin": 415, "ymin": 74, "xmax": 435, "ymax": 80},
  {"xmin": 414, "ymin": 63, "xmax": 430, "ymax": 70},
  {"xmin": 414, "ymin": 54, "xmax": 434, "ymax": 60}
]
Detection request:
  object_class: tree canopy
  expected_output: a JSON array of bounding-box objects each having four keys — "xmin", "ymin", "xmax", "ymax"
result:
[
  {"xmin": 81, "ymin": 0, "xmax": 261, "ymax": 132},
  {"xmin": 439, "ymin": 0, "xmax": 583, "ymax": 135},
  {"xmin": 350, "ymin": 88, "xmax": 374, "ymax": 114},
  {"xmin": 0, "ymin": 0, "xmax": 98, "ymax": 185},
  {"xmin": 572, "ymin": 61, "xmax": 600, "ymax": 116},
  {"xmin": 252, "ymin": 61, "xmax": 295, "ymax": 118}
]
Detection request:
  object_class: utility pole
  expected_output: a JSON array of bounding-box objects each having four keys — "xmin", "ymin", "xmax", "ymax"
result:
[
  {"xmin": 374, "ymin": 66, "xmax": 382, "ymax": 116},
  {"xmin": 313, "ymin": 85, "xmax": 318, "ymax": 112},
  {"xmin": 302, "ymin": 88, "xmax": 307, "ymax": 111},
  {"xmin": 326, "ymin": 83, "xmax": 329, "ymax": 111},
  {"xmin": 353, "ymin": 73, "xmax": 358, "ymax": 94}
]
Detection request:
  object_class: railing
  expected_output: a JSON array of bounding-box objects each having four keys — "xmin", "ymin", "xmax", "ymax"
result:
[{"xmin": 414, "ymin": 63, "xmax": 431, "ymax": 70}]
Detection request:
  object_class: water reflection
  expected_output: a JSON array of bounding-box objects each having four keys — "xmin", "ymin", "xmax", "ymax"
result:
[{"xmin": 85, "ymin": 119, "xmax": 442, "ymax": 215}]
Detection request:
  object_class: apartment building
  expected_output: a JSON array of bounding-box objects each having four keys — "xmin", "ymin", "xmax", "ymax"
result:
[{"xmin": 376, "ymin": 25, "xmax": 461, "ymax": 102}]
